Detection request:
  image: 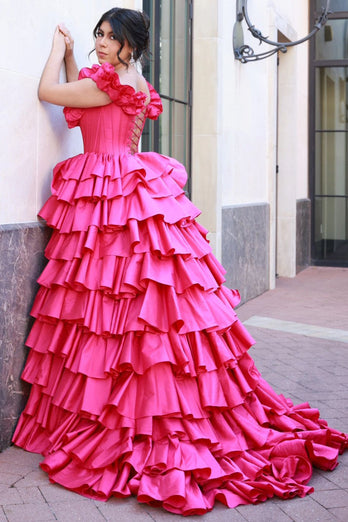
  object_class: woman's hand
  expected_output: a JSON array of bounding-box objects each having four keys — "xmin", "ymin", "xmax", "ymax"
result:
[
  {"xmin": 58, "ymin": 24, "xmax": 75, "ymax": 60},
  {"xmin": 51, "ymin": 26, "xmax": 66, "ymax": 58},
  {"xmin": 56, "ymin": 24, "xmax": 79, "ymax": 82}
]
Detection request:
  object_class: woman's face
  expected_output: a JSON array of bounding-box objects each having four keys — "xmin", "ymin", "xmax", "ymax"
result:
[{"xmin": 95, "ymin": 21, "xmax": 132, "ymax": 69}]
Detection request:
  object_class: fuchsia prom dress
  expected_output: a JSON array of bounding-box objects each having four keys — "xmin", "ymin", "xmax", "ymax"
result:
[{"xmin": 13, "ymin": 62, "xmax": 347, "ymax": 516}]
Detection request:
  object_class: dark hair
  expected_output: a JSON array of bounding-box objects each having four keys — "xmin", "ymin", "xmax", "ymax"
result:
[{"xmin": 92, "ymin": 8, "xmax": 150, "ymax": 66}]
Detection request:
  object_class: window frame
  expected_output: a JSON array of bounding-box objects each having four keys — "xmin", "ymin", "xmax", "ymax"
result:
[{"xmin": 142, "ymin": 0, "xmax": 193, "ymax": 197}]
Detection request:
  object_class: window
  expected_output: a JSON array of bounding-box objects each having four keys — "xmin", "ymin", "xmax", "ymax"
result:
[
  {"xmin": 142, "ymin": 0, "xmax": 193, "ymax": 195},
  {"xmin": 310, "ymin": 1, "xmax": 348, "ymax": 266}
]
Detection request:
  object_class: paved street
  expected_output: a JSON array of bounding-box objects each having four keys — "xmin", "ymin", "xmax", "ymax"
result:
[{"xmin": 1, "ymin": 266, "xmax": 347, "ymax": 521}]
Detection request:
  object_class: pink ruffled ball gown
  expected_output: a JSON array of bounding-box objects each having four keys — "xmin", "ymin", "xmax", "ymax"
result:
[{"xmin": 12, "ymin": 62, "xmax": 347, "ymax": 516}]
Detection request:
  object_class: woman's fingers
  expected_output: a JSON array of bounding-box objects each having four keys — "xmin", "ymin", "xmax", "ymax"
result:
[
  {"xmin": 58, "ymin": 23, "xmax": 69, "ymax": 35},
  {"xmin": 58, "ymin": 24, "xmax": 73, "ymax": 40},
  {"xmin": 57, "ymin": 24, "xmax": 74, "ymax": 53}
]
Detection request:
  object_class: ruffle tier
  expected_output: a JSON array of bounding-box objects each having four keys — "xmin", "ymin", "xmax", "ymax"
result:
[
  {"xmin": 13, "ymin": 147, "xmax": 348, "ymax": 515},
  {"xmin": 39, "ymin": 152, "xmax": 196, "ymax": 233}
]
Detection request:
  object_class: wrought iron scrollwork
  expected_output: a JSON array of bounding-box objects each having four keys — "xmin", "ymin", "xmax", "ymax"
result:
[{"xmin": 233, "ymin": 0, "xmax": 331, "ymax": 63}]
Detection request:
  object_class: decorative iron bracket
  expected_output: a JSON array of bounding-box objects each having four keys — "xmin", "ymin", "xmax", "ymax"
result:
[{"xmin": 233, "ymin": 0, "xmax": 331, "ymax": 63}]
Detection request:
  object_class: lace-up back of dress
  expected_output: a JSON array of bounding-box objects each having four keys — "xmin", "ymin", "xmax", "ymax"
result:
[{"xmin": 128, "ymin": 108, "xmax": 147, "ymax": 155}]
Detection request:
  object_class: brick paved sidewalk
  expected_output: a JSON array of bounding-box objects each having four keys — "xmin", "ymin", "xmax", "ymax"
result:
[{"xmin": 1, "ymin": 266, "xmax": 347, "ymax": 521}]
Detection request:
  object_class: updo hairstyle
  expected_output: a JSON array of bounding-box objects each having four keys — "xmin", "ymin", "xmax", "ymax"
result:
[{"xmin": 93, "ymin": 8, "xmax": 150, "ymax": 66}]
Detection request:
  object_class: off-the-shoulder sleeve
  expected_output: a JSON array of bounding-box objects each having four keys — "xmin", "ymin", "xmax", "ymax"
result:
[
  {"xmin": 64, "ymin": 64, "xmax": 163, "ymax": 126},
  {"xmin": 146, "ymin": 83, "xmax": 163, "ymax": 120},
  {"xmin": 87, "ymin": 63, "xmax": 148, "ymax": 115}
]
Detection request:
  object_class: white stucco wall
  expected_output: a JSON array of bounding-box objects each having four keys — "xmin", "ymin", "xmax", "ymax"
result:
[
  {"xmin": 220, "ymin": 3, "xmax": 274, "ymax": 208},
  {"xmin": 0, "ymin": 0, "xmax": 141, "ymax": 225},
  {"xmin": 221, "ymin": 0, "xmax": 309, "ymax": 206}
]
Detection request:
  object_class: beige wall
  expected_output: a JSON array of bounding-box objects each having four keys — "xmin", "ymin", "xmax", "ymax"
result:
[
  {"xmin": 273, "ymin": 1, "xmax": 310, "ymax": 277},
  {"xmin": 191, "ymin": 0, "xmax": 220, "ymax": 255},
  {"xmin": 0, "ymin": 0, "xmax": 141, "ymax": 225},
  {"xmin": 192, "ymin": 0, "xmax": 310, "ymax": 282}
]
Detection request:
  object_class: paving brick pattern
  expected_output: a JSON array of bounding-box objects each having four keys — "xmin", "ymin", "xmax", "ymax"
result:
[{"xmin": 0, "ymin": 266, "xmax": 347, "ymax": 521}]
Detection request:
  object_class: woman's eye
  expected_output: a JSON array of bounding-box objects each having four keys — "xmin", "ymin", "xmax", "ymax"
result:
[
  {"xmin": 96, "ymin": 31, "xmax": 103, "ymax": 37},
  {"xmin": 110, "ymin": 35, "xmax": 116, "ymax": 40}
]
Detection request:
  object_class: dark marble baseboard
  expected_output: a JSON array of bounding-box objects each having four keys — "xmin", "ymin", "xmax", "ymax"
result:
[
  {"xmin": 296, "ymin": 198, "xmax": 311, "ymax": 273},
  {"xmin": 222, "ymin": 203, "xmax": 270, "ymax": 304},
  {"xmin": 0, "ymin": 222, "xmax": 50, "ymax": 451}
]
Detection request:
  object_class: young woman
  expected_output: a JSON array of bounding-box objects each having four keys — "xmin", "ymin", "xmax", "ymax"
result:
[{"xmin": 12, "ymin": 7, "xmax": 347, "ymax": 516}]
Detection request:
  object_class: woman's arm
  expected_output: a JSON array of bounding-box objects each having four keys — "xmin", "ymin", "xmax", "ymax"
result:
[{"xmin": 38, "ymin": 26, "xmax": 110, "ymax": 108}]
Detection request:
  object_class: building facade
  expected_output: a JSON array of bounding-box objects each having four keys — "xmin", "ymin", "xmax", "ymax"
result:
[
  {"xmin": 0, "ymin": 0, "xmax": 346, "ymax": 448},
  {"xmin": 310, "ymin": 0, "xmax": 348, "ymax": 266}
]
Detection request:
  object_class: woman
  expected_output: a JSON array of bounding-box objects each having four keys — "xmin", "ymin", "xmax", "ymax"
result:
[{"xmin": 13, "ymin": 7, "xmax": 347, "ymax": 516}]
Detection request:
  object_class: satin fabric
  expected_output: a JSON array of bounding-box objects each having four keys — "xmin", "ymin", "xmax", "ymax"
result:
[{"xmin": 12, "ymin": 62, "xmax": 347, "ymax": 516}]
